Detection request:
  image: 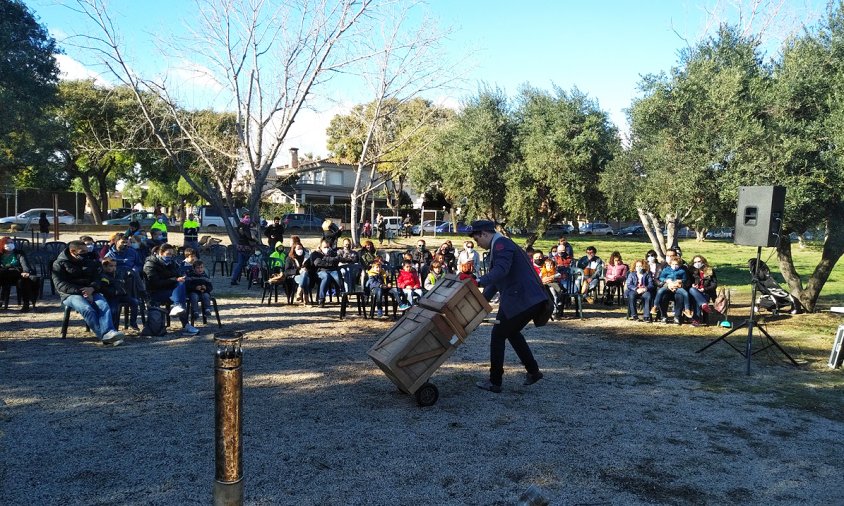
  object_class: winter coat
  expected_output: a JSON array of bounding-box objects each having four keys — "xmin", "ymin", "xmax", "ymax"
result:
[
  {"xmin": 604, "ymin": 262, "xmax": 629, "ymax": 283},
  {"xmin": 105, "ymin": 245, "xmax": 142, "ymax": 272},
  {"xmin": 625, "ymin": 270, "xmax": 655, "ymax": 292},
  {"xmin": 143, "ymin": 255, "xmax": 182, "ymax": 292},
  {"xmin": 689, "ymin": 266, "xmax": 718, "ymax": 298},
  {"xmin": 310, "ymin": 249, "xmax": 340, "ymax": 272},
  {"xmin": 185, "ymin": 267, "xmax": 214, "ymax": 293},
  {"xmin": 98, "ymin": 270, "xmax": 128, "ymax": 299},
  {"xmin": 284, "ymin": 254, "xmax": 309, "ymax": 278},
  {"xmin": 396, "ymin": 268, "xmax": 421, "ymax": 290},
  {"xmin": 51, "ymin": 248, "xmax": 102, "ymax": 301}
]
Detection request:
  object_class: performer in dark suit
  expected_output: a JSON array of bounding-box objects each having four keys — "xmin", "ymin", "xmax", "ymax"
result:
[{"xmin": 469, "ymin": 220, "xmax": 544, "ymax": 393}]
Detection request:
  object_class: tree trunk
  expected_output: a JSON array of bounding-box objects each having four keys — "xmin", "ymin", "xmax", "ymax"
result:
[
  {"xmin": 778, "ymin": 207, "xmax": 844, "ymax": 312},
  {"xmin": 524, "ymin": 232, "xmax": 539, "ymax": 249},
  {"xmin": 638, "ymin": 208, "xmax": 667, "ymax": 260},
  {"xmin": 77, "ymin": 173, "xmax": 103, "ymax": 225}
]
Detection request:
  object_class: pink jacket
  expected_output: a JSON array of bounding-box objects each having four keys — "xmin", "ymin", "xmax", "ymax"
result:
[{"xmin": 604, "ymin": 262, "xmax": 628, "ymax": 282}]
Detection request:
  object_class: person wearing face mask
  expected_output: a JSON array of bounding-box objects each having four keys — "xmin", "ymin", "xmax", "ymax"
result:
[
  {"xmin": 105, "ymin": 237, "xmax": 144, "ymax": 295},
  {"xmin": 264, "ymin": 216, "xmax": 285, "ymax": 252},
  {"xmin": 0, "ymin": 237, "xmax": 38, "ymax": 312},
  {"xmin": 457, "ymin": 241, "xmax": 481, "ymax": 277},
  {"xmin": 645, "ymin": 249, "xmax": 659, "ymax": 276},
  {"xmin": 575, "ymin": 246, "xmax": 603, "ymax": 301},
  {"xmin": 284, "ymin": 244, "xmax": 312, "ymax": 303},
  {"xmin": 151, "ymin": 215, "xmax": 169, "ymax": 243},
  {"xmin": 230, "ymin": 215, "xmax": 258, "ymax": 286},
  {"xmin": 78, "ymin": 236, "xmax": 99, "ymax": 261},
  {"xmin": 653, "ymin": 257, "xmax": 693, "ymax": 324},
  {"xmin": 358, "ymin": 240, "xmax": 379, "ymax": 271},
  {"xmin": 143, "ymin": 243, "xmax": 199, "ymax": 336},
  {"xmin": 52, "ymin": 240, "xmax": 125, "ymax": 345},
  {"xmin": 531, "ymin": 252, "xmax": 544, "ymax": 276},
  {"xmin": 436, "ymin": 242, "xmax": 456, "ymax": 273},
  {"xmin": 337, "ymin": 238, "xmax": 362, "ymax": 292},
  {"xmin": 309, "ymin": 239, "xmax": 343, "ymax": 307},
  {"xmin": 625, "ymin": 259, "xmax": 655, "ymax": 322},
  {"xmin": 688, "ymin": 255, "xmax": 718, "ymax": 326},
  {"xmin": 411, "ymin": 240, "xmax": 434, "ymax": 280}
]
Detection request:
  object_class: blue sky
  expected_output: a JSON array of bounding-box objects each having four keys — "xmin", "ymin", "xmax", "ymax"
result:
[{"xmin": 27, "ymin": 0, "xmax": 826, "ymax": 159}]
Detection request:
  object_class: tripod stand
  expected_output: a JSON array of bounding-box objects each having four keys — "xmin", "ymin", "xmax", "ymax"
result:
[{"xmin": 696, "ymin": 246, "xmax": 799, "ymax": 375}]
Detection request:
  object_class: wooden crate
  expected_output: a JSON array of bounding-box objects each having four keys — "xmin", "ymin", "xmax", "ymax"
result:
[
  {"xmin": 418, "ymin": 274, "xmax": 492, "ymax": 338},
  {"xmin": 368, "ymin": 306, "xmax": 463, "ymax": 395}
]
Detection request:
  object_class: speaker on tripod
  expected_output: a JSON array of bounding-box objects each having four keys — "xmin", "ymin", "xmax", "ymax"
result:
[
  {"xmin": 697, "ymin": 185, "xmax": 798, "ymax": 374},
  {"xmin": 734, "ymin": 185, "xmax": 785, "ymax": 247}
]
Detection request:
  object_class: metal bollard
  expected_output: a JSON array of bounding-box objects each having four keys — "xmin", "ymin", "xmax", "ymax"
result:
[{"xmin": 214, "ymin": 331, "xmax": 243, "ymax": 506}]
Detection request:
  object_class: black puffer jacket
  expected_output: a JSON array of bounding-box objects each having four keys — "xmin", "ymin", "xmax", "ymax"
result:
[
  {"xmin": 310, "ymin": 249, "xmax": 340, "ymax": 272},
  {"xmin": 143, "ymin": 255, "xmax": 181, "ymax": 292},
  {"xmin": 51, "ymin": 248, "xmax": 101, "ymax": 301}
]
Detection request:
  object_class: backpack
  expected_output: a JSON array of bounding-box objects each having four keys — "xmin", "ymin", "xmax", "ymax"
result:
[{"xmin": 141, "ymin": 307, "xmax": 168, "ymax": 336}]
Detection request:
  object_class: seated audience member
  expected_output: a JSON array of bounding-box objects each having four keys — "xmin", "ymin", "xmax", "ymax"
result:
[
  {"xmin": 359, "ymin": 241, "xmax": 378, "ymax": 271},
  {"xmin": 310, "ymin": 239, "xmax": 343, "ymax": 307},
  {"xmin": 148, "ymin": 229, "xmax": 166, "ymax": 248},
  {"xmin": 424, "ymin": 261, "xmax": 446, "ymax": 291},
  {"xmin": 125, "ymin": 220, "xmax": 144, "ymax": 240},
  {"xmin": 106, "ymin": 237, "xmax": 142, "ymax": 274},
  {"xmin": 185, "ymin": 259, "xmax": 214, "ymax": 320},
  {"xmin": 0, "ymin": 236, "xmax": 38, "ymax": 312},
  {"xmin": 269, "ymin": 242, "xmax": 287, "ymax": 274},
  {"xmin": 557, "ymin": 236, "xmax": 574, "ymax": 259},
  {"xmin": 79, "ymin": 236, "xmax": 99, "ymax": 261},
  {"xmin": 143, "ymin": 243, "xmax": 199, "ymax": 335},
  {"xmin": 458, "ymin": 260, "xmax": 478, "ymax": 286},
  {"xmin": 551, "ymin": 243, "xmax": 571, "ymax": 265},
  {"xmin": 602, "ymin": 251, "xmax": 628, "ymax": 305},
  {"xmin": 539, "ymin": 257, "xmax": 563, "ymax": 314},
  {"xmin": 412, "ymin": 240, "xmax": 434, "ymax": 280},
  {"xmin": 337, "ymin": 238, "xmax": 362, "ymax": 291},
  {"xmin": 625, "ymin": 259, "xmax": 655, "ymax": 322},
  {"xmin": 285, "ymin": 244, "xmax": 311, "ymax": 303},
  {"xmin": 457, "ymin": 240, "xmax": 481, "ymax": 277},
  {"xmin": 128, "ymin": 234, "xmax": 149, "ymax": 262},
  {"xmin": 575, "ymin": 246, "xmax": 603, "ymax": 299},
  {"xmin": 100, "ymin": 232, "xmax": 124, "ymax": 260},
  {"xmin": 437, "ymin": 242, "xmax": 456, "ymax": 273},
  {"xmin": 688, "ymin": 255, "xmax": 718, "ymax": 326},
  {"xmin": 245, "ymin": 247, "xmax": 264, "ymax": 285},
  {"xmin": 181, "ymin": 248, "xmax": 197, "ymax": 273},
  {"xmin": 290, "ymin": 235, "xmax": 308, "ymax": 257},
  {"xmin": 366, "ymin": 258, "xmax": 391, "ymax": 317},
  {"xmin": 645, "ymin": 249, "xmax": 659, "ymax": 276},
  {"xmin": 99, "ymin": 258, "xmax": 139, "ymax": 331},
  {"xmin": 653, "ymin": 255, "xmax": 693, "ymax": 324},
  {"xmin": 52, "ymin": 240, "xmax": 125, "ymax": 345},
  {"xmin": 531, "ymin": 251, "xmax": 544, "ymax": 277},
  {"xmin": 395, "ymin": 260, "xmax": 422, "ymax": 310}
]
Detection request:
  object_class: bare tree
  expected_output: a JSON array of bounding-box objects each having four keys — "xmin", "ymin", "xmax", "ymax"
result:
[
  {"xmin": 341, "ymin": 2, "xmax": 463, "ymax": 245},
  {"xmin": 67, "ymin": 0, "xmax": 374, "ymax": 242}
]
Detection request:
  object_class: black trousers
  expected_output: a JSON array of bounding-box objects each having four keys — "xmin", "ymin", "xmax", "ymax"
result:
[
  {"xmin": 489, "ymin": 300, "xmax": 543, "ymax": 385},
  {"xmin": 0, "ymin": 270, "xmax": 37, "ymax": 305}
]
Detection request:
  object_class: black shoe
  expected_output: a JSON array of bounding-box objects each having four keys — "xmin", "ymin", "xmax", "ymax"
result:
[
  {"xmin": 319, "ymin": 299, "xmax": 325, "ymax": 308},
  {"xmin": 523, "ymin": 371, "xmax": 543, "ymax": 386},
  {"xmin": 21, "ymin": 303, "xmax": 31, "ymax": 313},
  {"xmin": 475, "ymin": 380, "xmax": 502, "ymax": 393},
  {"xmin": 230, "ymin": 282, "xmax": 239, "ymax": 286}
]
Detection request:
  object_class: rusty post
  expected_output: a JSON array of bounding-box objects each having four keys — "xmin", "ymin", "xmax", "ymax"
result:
[{"xmin": 214, "ymin": 331, "xmax": 243, "ymax": 505}]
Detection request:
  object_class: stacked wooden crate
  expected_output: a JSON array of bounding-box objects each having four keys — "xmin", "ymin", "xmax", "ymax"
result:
[{"xmin": 368, "ymin": 275, "xmax": 492, "ymax": 395}]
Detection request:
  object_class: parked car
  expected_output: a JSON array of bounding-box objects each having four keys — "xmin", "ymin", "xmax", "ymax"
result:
[
  {"xmin": 436, "ymin": 222, "xmax": 471, "ymax": 234},
  {"xmin": 0, "ymin": 208, "xmax": 75, "ymax": 225},
  {"xmin": 411, "ymin": 220, "xmax": 447, "ymax": 235},
  {"xmin": 543, "ymin": 223, "xmax": 574, "ymax": 236},
  {"xmin": 282, "ymin": 213, "xmax": 325, "ymax": 232},
  {"xmin": 579, "ymin": 222, "xmax": 614, "ymax": 235},
  {"xmin": 197, "ymin": 205, "xmax": 239, "ymax": 228},
  {"xmin": 617, "ymin": 225, "xmax": 646, "ymax": 236},
  {"xmin": 104, "ymin": 208, "xmax": 134, "ymax": 221},
  {"xmin": 706, "ymin": 227, "xmax": 734, "ymax": 239},
  {"xmin": 102, "ymin": 211, "xmax": 158, "ymax": 227}
]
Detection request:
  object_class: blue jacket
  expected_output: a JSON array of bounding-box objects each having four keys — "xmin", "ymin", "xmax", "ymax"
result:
[
  {"xmin": 105, "ymin": 245, "xmax": 142, "ymax": 272},
  {"xmin": 477, "ymin": 234, "xmax": 547, "ymax": 319},
  {"xmin": 625, "ymin": 270, "xmax": 655, "ymax": 292},
  {"xmin": 658, "ymin": 265, "xmax": 687, "ymax": 285}
]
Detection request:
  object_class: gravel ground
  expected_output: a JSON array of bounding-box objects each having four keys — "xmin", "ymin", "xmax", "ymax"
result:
[{"xmin": 1, "ymin": 287, "xmax": 843, "ymax": 505}]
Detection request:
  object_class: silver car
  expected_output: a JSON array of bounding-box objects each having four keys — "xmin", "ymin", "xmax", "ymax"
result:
[
  {"xmin": 0, "ymin": 208, "xmax": 76, "ymax": 225},
  {"xmin": 579, "ymin": 222, "xmax": 614, "ymax": 235}
]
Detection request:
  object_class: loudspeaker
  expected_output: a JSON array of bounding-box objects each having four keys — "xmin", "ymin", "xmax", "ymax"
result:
[{"xmin": 734, "ymin": 186, "xmax": 786, "ymax": 247}]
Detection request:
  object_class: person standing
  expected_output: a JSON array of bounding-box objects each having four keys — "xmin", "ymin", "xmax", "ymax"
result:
[
  {"xmin": 264, "ymin": 216, "xmax": 285, "ymax": 252},
  {"xmin": 469, "ymin": 220, "xmax": 544, "ymax": 393},
  {"xmin": 183, "ymin": 213, "xmax": 200, "ymax": 250},
  {"xmin": 230, "ymin": 215, "xmax": 257, "ymax": 286},
  {"xmin": 38, "ymin": 211, "xmax": 50, "ymax": 244}
]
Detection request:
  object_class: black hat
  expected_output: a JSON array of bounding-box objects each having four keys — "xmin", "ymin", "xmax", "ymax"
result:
[{"xmin": 467, "ymin": 220, "xmax": 496, "ymax": 236}]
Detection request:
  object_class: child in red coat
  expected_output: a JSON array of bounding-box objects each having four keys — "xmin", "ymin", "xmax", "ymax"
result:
[
  {"xmin": 395, "ymin": 260, "xmax": 422, "ymax": 310},
  {"xmin": 458, "ymin": 260, "xmax": 478, "ymax": 286}
]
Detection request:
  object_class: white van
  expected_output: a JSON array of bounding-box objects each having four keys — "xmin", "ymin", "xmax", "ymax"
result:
[
  {"xmin": 381, "ymin": 216, "xmax": 403, "ymax": 233},
  {"xmin": 197, "ymin": 206, "xmax": 237, "ymax": 228}
]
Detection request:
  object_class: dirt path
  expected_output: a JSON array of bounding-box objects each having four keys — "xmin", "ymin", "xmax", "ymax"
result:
[{"xmin": 1, "ymin": 294, "xmax": 842, "ymax": 505}]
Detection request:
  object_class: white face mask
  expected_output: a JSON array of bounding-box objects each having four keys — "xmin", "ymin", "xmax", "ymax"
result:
[
  {"xmin": 295, "ymin": 249, "xmax": 304, "ymax": 255},
  {"xmin": 693, "ymin": 261, "xmax": 703, "ymax": 269},
  {"xmin": 4, "ymin": 244, "xmax": 14, "ymax": 252},
  {"xmin": 86, "ymin": 244, "xmax": 95, "ymax": 252},
  {"xmin": 321, "ymin": 248, "xmax": 330, "ymax": 254}
]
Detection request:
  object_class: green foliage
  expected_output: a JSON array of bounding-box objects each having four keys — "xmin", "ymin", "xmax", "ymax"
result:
[
  {"xmin": 0, "ymin": 0, "xmax": 60, "ymax": 180},
  {"xmin": 506, "ymin": 85, "xmax": 619, "ymax": 236}
]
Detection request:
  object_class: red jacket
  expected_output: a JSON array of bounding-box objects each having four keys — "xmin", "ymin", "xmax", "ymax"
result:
[{"xmin": 397, "ymin": 269, "xmax": 421, "ymax": 289}]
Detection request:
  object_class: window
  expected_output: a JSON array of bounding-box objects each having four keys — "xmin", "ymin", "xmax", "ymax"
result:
[{"xmin": 326, "ymin": 170, "xmax": 343, "ymax": 186}]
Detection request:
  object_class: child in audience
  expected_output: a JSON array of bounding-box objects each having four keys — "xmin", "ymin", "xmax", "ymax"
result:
[
  {"xmin": 99, "ymin": 258, "xmax": 139, "ymax": 331},
  {"xmin": 540, "ymin": 257, "xmax": 562, "ymax": 312},
  {"xmin": 366, "ymin": 258, "xmax": 391, "ymax": 317},
  {"xmin": 185, "ymin": 259, "xmax": 214, "ymax": 320},
  {"xmin": 625, "ymin": 259, "xmax": 655, "ymax": 322},
  {"xmin": 458, "ymin": 260, "xmax": 478, "ymax": 285},
  {"xmin": 246, "ymin": 248, "xmax": 264, "ymax": 286},
  {"xmin": 603, "ymin": 251, "xmax": 628, "ymax": 305},
  {"xmin": 395, "ymin": 260, "xmax": 422, "ymax": 310},
  {"xmin": 425, "ymin": 261, "xmax": 446, "ymax": 291}
]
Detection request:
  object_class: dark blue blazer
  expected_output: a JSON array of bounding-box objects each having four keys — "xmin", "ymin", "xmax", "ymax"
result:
[
  {"xmin": 477, "ymin": 235, "xmax": 547, "ymax": 319},
  {"xmin": 625, "ymin": 271, "xmax": 655, "ymax": 292}
]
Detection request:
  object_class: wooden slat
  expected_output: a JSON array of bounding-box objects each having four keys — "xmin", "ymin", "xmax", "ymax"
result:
[{"xmin": 397, "ymin": 346, "xmax": 446, "ymax": 368}]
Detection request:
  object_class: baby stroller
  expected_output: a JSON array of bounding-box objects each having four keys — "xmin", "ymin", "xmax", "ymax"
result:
[{"xmin": 748, "ymin": 258, "xmax": 798, "ymax": 315}]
